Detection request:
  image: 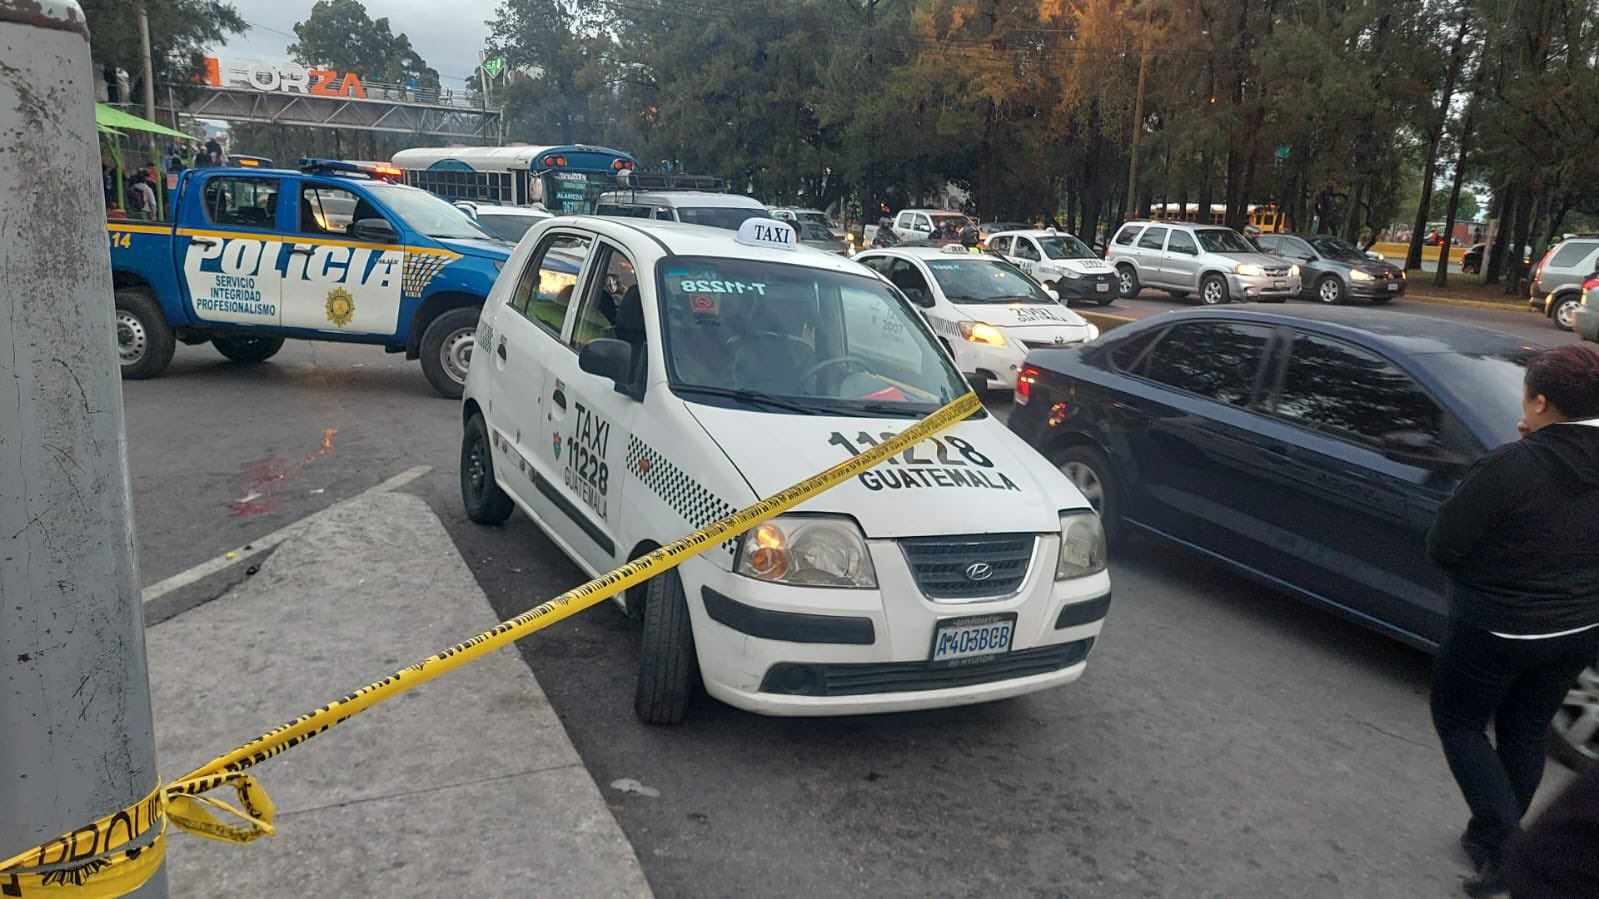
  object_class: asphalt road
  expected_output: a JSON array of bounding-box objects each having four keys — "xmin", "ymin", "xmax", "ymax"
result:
[
  {"xmin": 1087, "ymin": 289, "xmax": 1581, "ymax": 347},
  {"xmin": 121, "ymin": 331, "xmax": 1575, "ymax": 897}
]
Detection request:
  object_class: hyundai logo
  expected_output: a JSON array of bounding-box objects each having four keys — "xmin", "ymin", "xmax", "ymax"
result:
[{"xmin": 964, "ymin": 562, "xmax": 994, "ymax": 581}]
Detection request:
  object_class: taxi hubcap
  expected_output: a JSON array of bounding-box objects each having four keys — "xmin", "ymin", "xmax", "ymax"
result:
[
  {"xmin": 1553, "ymin": 666, "xmax": 1599, "ymax": 763},
  {"xmin": 115, "ymin": 311, "xmax": 146, "ymax": 363},
  {"xmin": 1061, "ymin": 461, "xmax": 1104, "ymax": 511},
  {"xmin": 442, "ymin": 329, "xmax": 474, "ymax": 384}
]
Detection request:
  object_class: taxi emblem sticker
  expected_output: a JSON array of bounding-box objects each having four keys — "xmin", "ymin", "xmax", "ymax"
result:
[
  {"xmin": 324, "ymin": 287, "xmax": 355, "ymax": 327},
  {"xmin": 552, "ymin": 432, "xmax": 563, "ymax": 458}
]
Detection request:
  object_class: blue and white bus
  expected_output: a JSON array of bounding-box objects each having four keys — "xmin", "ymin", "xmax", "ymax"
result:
[{"xmin": 390, "ymin": 144, "xmax": 638, "ymax": 215}]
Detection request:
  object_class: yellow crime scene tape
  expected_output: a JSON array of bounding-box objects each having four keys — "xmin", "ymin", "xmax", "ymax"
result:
[{"xmin": 0, "ymin": 391, "xmax": 983, "ymax": 897}]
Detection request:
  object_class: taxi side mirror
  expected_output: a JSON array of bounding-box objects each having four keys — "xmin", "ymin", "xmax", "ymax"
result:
[{"xmin": 578, "ymin": 339, "xmax": 638, "ymax": 397}]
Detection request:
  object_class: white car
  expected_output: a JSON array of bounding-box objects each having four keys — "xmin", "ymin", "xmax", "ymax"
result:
[
  {"xmin": 854, "ymin": 246, "xmax": 1099, "ymax": 392},
  {"xmin": 986, "ymin": 229, "xmax": 1120, "ymax": 306},
  {"xmin": 454, "ymin": 201, "xmax": 554, "ymax": 244},
  {"xmin": 461, "ymin": 217, "xmax": 1112, "ymax": 723}
]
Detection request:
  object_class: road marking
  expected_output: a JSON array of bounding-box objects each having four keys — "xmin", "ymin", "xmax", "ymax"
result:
[{"xmin": 141, "ymin": 465, "xmax": 432, "ymax": 604}]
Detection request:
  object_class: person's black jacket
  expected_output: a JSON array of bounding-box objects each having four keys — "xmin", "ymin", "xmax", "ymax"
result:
[{"xmin": 1427, "ymin": 421, "xmax": 1599, "ymax": 634}]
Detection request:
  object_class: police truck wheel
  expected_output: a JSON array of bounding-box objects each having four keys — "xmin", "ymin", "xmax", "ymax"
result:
[
  {"xmin": 1055, "ymin": 443, "xmax": 1123, "ymax": 542},
  {"xmin": 212, "ymin": 335, "xmax": 285, "ymax": 363},
  {"xmin": 1116, "ymin": 266, "xmax": 1140, "ymax": 299},
  {"xmin": 635, "ymin": 569, "xmax": 699, "ymax": 725},
  {"xmin": 114, "ymin": 287, "xmax": 175, "ymax": 380},
  {"xmin": 420, "ymin": 306, "xmax": 481, "ymax": 399},
  {"xmin": 1200, "ymin": 274, "xmax": 1229, "ymax": 306},
  {"xmin": 460, "ymin": 413, "xmax": 514, "ymax": 526}
]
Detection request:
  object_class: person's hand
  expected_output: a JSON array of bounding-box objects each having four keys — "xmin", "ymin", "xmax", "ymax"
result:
[{"xmin": 1517, "ymin": 418, "xmax": 1532, "ymax": 438}]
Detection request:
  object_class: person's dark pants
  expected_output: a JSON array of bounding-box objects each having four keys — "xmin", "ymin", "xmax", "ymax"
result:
[{"xmin": 1429, "ymin": 622, "xmax": 1599, "ymax": 861}]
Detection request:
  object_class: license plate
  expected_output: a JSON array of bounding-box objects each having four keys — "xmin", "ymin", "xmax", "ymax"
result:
[
  {"xmin": 1095, "ymin": 282, "xmax": 1110, "ymax": 293},
  {"xmin": 929, "ymin": 613, "xmax": 1016, "ymax": 667},
  {"xmin": 1273, "ymin": 280, "xmax": 1286, "ymax": 289},
  {"xmin": 1388, "ymin": 283, "xmax": 1400, "ymax": 291}
]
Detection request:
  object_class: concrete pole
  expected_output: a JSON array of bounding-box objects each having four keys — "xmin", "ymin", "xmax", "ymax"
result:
[
  {"xmin": 0, "ymin": 1, "xmax": 166, "ymax": 895},
  {"xmin": 136, "ymin": 1, "xmax": 162, "ymax": 216}
]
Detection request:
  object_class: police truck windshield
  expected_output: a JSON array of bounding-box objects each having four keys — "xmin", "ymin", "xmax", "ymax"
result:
[
  {"xmin": 658, "ymin": 257, "xmax": 968, "ymax": 417},
  {"xmin": 362, "ymin": 183, "xmax": 491, "ymax": 240},
  {"xmin": 923, "ymin": 258, "xmax": 1054, "ymax": 304}
]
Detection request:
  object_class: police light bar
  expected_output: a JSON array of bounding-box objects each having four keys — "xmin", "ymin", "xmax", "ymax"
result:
[
  {"xmin": 298, "ymin": 158, "xmax": 403, "ymax": 181},
  {"xmin": 616, "ymin": 170, "xmax": 726, "ymax": 192},
  {"xmin": 736, "ymin": 218, "xmax": 797, "ymax": 251}
]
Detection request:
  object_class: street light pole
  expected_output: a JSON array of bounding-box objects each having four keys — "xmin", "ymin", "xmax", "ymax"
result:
[
  {"xmin": 1125, "ymin": 48, "xmax": 1148, "ymax": 220},
  {"xmin": 0, "ymin": 2, "xmax": 166, "ymax": 895},
  {"xmin": 136, "ymin": 1, "xmax": 162, "ymax": 213}
]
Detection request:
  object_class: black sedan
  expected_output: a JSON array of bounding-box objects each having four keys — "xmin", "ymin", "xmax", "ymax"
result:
[
  {"xmin": 1254, "ymin": 233, "xmax": 1406, "ymax": 304},
  {"xmin": 1010, "ymin": 306, "xmax": 1540, "ymax": 651}
]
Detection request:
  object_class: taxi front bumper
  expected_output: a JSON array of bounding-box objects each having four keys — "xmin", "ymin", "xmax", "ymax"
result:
[
  {"xmin": 957, "ymin": 328, "xmax": 1093, "ymax": 391},
  {"xmin": 678, "ymin": 537, "xmax": 1110, "ymax": 716}
]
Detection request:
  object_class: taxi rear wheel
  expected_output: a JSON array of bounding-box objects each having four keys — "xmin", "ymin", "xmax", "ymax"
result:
[
  {"xmin": 635, "ymin": 569, "xmax": 699, "ymax": 725},
  {"xmin": 212, "ymin": 335, "xmax": 285, "ymax": 363},
  {"xmin": 113, "ymin": 287, "xmax": 175, "ymax": 380},
  {"xmin": 461, "ymin": 414, "xmax": 514, "ymax": 525},
  {"xmin": 420, "ymin": 306, "xmax": 481, "ymax": 399}
]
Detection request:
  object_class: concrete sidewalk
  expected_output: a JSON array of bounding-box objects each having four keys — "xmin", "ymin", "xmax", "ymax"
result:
[{"xmin": 145, "ymin": 492, "xmax": 652, "ymax": 897}]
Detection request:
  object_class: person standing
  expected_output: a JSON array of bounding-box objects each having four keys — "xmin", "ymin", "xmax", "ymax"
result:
[
  {"xmin": 128, "ymin": 171, "xmax": 157, "ymax": 221},
  {"xmin": 1428, "ymin": 344, "xmax": 1599, "ymax": 896}
]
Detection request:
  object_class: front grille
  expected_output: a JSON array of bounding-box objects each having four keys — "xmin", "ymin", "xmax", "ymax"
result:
[
  {"xmin": 1264, "ymin": 266, "xmax": 1290, "ymax": 277},
  {"xmin": 899, "ymin": 533, "xmax": 1035, "ymax": 599},
  {"xmin": 758, "ymin": 639, "xmax": 1094, "ymax": 696},
  {"xmin": 1023, "ymin": 338, "xmax": 1079, "ymax": 350}
]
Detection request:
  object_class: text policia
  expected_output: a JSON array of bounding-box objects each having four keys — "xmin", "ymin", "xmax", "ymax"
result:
[{"xmin": 0, "ymin": 393, "xmax": 983, "ymax": 898}]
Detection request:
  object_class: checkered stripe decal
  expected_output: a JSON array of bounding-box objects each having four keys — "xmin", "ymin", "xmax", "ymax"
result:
[
  {"xmin": 402, "ymin": 250, "xmax": 461, "ymax": 298},
  {"xmin": 627, "ymin": 437, "xmax": 739, "ymax": 556}
]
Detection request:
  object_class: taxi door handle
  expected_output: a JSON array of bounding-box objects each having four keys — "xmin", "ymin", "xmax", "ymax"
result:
[
  {"xmin": 552, "ymin": 388, "xmax": 567, "ymax": 411},
  {"xmin": 190, "ymin": 237, "xmax": 219, "ymax": 248},
  {"xmin": 496, "ymin": 340, "xmax": 507, "ymax": 360}
]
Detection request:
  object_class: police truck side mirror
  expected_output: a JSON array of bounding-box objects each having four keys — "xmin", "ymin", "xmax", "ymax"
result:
[
  {"xmin": 578, "ymin": 339, "xmax": 637, "ymax": 396},
  {"xmin": 352, "ymin": 217, "xmax": 396, "ymax": 242}
]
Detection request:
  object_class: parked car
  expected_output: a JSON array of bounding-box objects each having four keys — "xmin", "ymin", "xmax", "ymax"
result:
[
  {"xmin": 985, "ymin": 229, "xmax": 1119, "ymax": 306},
  {"xmin": 1253, "ymin": 233, "xmax": 1405, "ymax": 304},
  {"xmin": 890, "ymin": 208, "xmax": 974, "ymax": 244},
  {"xmin": 105, "ymin": 158, "xmax": 511, "ymax": 397},
  {"xmin": 979, "ymin": 221, "xmax": 1031, "ymax": 239},
  {"xmin": 1461, "ymin": 243, "xmax": 1486, "ymax": 274},
  {"xmin": 1010, "ymin": 305, "xmax": 1538, "ymax": 649},
  {"xmin": 794, "ymin": 221, "xmax": 849, "ymax": 255},
  {"xmin": 1528, "ymin": 237, "xmax": 1599, "ymax": 331},
  {"xmin": 1105, "ymin": 221, "xmax": 1301, "ymax": 304},
  {"xmin": 772, "ymin": 206, "xmax": 844, "ymax": 240},
  {"xmin": 1574, "ymin": 274, "xmax": 1599, "ymax": 344}
]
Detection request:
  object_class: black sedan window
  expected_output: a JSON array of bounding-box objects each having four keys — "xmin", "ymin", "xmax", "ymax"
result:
[
  {"xmin": 1140, "ymin": 322, "xmax": 1273, "ymax": 406},
  {"xmin": 1274, "ymin": 334, "xmax": 1442, "ymax": 447}
]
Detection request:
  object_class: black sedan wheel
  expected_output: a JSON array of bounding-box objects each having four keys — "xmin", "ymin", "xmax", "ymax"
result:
[{"xmin": 1055, "ymin": 444, "xmax": 1123, "ymax": 541}]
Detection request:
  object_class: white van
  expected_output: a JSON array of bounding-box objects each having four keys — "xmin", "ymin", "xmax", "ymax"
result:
[
  {"xmin": 461, "ymin": 217, "xmax": 1112, "ymax": 723},
  {"xmin": 593, "ymin": 171, "xmax": 770, "ymax": 231},
  {"xmin": 854, "ymin": 246, "xmax": 1099, "ymax": 391}
]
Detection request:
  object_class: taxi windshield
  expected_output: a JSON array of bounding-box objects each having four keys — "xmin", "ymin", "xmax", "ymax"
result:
[
  {"xmin": 1037, "ymin": 234, "xmax": 1096, "ymax": 260},
  {"xmin": 923, "ymin": 257, "xmax": 1054, "ymax": 304},
  {"xmin": 658, "ymin": 256, "xmax": 969, "ymax": 417},
  {"xmin": 363, "ymin": 183, "xmax": 490, "ymax": 240}
]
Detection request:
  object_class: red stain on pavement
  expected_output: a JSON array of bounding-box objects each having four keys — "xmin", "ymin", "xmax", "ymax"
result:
[{"xmin": 228, "ymin": 429, "xmax": 338, "ymax": 517}]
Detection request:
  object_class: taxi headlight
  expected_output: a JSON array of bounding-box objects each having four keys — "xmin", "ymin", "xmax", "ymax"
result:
[
  {"xmin": 1056, "ymin": 511, "xmax": 1107, "ymax": 580},
  {"xmin": 1086, "ymin": 323, "xmax": 1101, "ymax": 341},
  {"xmin": 1349, "ymin": 268, "xmax": 1374, "ymax": 282},
  {"xmin": 958, "ymin": 321, "xmax": 1007, "ymax": 346},
  {"xmin": 1234, "ymin": 263, "xmax": 1266, "ymax": 277},
  {"xmin": 736, "ymin": 515, "xmax": 877, "ymax": 588}
]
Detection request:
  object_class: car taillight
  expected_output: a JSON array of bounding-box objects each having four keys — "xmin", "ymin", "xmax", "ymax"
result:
[
  {"xmin": 1532, "ymin": 249, "xmax": 1554, "ymax": 284},
  {"xmin": 1584, "ymin": 276, "xmax": 1599, "ymax": 306},
  {"xmin": 1016, "ymin": 365, "xmax": 1039, "ymax": 405}
]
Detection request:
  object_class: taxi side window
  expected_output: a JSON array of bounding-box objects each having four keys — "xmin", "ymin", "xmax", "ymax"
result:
[
  {"xmin": 570, "ymin": 245, "xmax": 637, "ymax": 352},
  {"xmin": 885, "ymin": 259, "xmax": 932, "ymax": 305},
  {"xmin": 857, "ymin": 256, "xmax": 890, "ymax": 275},
  {"xmin": 988, "ymin": 236, "xmax": 1011, "ymax": 255},
  {"xmin": 202, "ymin": 176, "xmax": 280, "ymax": 229},
  {"xmin": 1013, "ymin": 239, "xmax": 1040, "ymax": 261},
  {"xmin": 510, "ymin": 233, "xmax": 592, "ymax": 339}
]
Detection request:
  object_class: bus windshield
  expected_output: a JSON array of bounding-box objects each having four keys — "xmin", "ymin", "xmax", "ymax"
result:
[{"xmin": 658, "ymin": 257, "xmax": 968, "ymax": 417}]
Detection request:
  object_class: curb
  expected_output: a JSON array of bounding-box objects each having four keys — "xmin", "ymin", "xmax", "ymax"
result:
[{"xmin": 1399, "ymin": 292, "xmax": 1536, "ymax": 313}]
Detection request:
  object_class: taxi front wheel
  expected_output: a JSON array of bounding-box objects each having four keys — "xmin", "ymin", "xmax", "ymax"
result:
[
  {"xmin": 460, "ymin": 414, "xmax": 514, "ymax": 525},
  {"xmin": 635, "ymin": 569, "xmax": 700, "ymax": 725},
  {"xmin": 114, "ymin": 287, "xmax": 175, "ymax": 380}
]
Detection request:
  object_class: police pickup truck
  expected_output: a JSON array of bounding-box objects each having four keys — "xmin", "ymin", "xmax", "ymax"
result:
[{"xmin": 106, "ymin": 159, "xmax": 511, "ymax": 397}]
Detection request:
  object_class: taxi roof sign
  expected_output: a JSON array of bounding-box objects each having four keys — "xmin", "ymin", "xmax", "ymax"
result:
[{"xmin": 736, "ymin": 218, "xmax": 797, "ymax": 251}]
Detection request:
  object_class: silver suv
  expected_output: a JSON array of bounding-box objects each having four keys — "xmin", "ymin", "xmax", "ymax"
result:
[
  {"xmin": 1106, "ymin": 221, "xmax": 1301, "ymax": 304},
  {"xmin": 1529, "ymin": 237, "xmax": 1599, "ymax": 331}
]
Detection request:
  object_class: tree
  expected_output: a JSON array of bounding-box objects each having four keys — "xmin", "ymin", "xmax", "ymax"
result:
[
  {"xmin": 79, "ymin": 0, "xmax": 245, "ymax": 107},
  {"xmin": 288, "ymin": 0, "xmax": 439, "ymax": 88}
]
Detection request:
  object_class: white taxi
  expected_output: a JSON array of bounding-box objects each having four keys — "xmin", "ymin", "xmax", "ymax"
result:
[
  {"xmin": 854, "ymin": 246, "xmax": 1099, "ymax": 392},
  {"xmin": 460, "ymin": 217, "xmax": 1111, "ymax": 724},
  {"xmin": 986, "ymin": 229, "xmax": 1120, "ymax": 306}
]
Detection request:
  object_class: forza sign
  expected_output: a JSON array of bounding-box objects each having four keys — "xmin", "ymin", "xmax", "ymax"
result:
[{"xmin": 202, "ymin": 56, "xmax": 368, "ymax": 99}]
